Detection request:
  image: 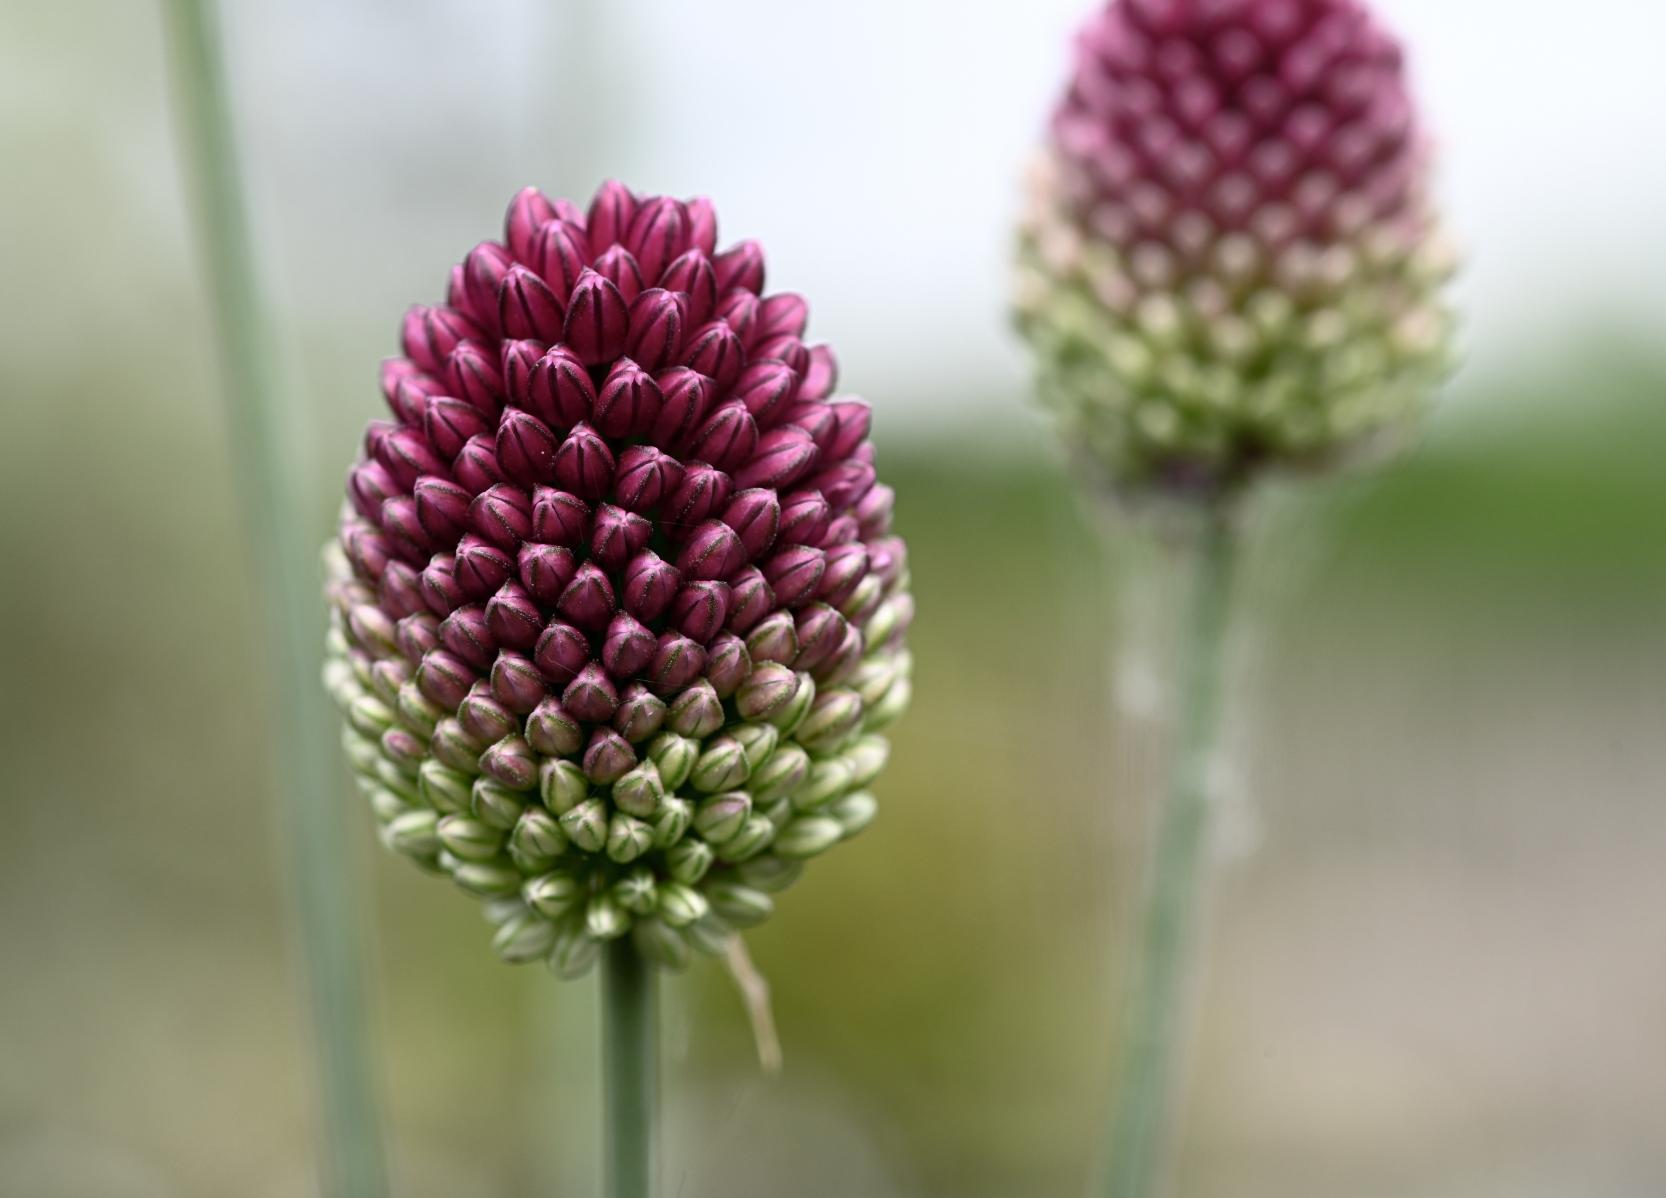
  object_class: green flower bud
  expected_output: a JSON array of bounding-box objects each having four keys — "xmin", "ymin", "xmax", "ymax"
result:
[
  {"xmin": 685, "ymin": 914, "xmax": 733, "ymax": 957},
  {"xmin": 523, "ymin": 870, "xmax": 586, "ymax": 920},
  {"xmin": 792, "ymin": 688, "xmax": 864, "ymax": 755},
  {"xmin": 549, "ymin": 918, "xmax": 600, "ymax": 980},
  {"xmin": 430, "ymin": 719, "xmax": 483, "ymax": 774},
  {"xmin": 830, "ymin": 790, "xmax": 878, "ymax": 838},
  {"xmin": 651, "ymin": 796, "xmax": 693, "ymax": 849},
  {"xmin": 734, "ymin": 854, "xmax": 805, "ymax": 894},
  {"xmin": 539, "ymin": 758, "xmax": 590, "ymax": 814},
  {"xmin": 656, "ymin": 881, "xmax": 709, "ymax": 928},
  {"xmin": 714, "ymin": 816, "xmax": 774, "ymax": 864},
  {"xmin": 586, "ymin": 893, "xmax": 629, "ymax": 940},
  {"xmin": 369, "ymin": 786, "xmax": 412, "ymax": 825},
  {"xmin": 735, "ymin": 662, "xmax": 798, "ymax": 722},
  {"xmin": 744, "ymin": 610, "xmax": 798, "ymax": 664},
  {"xmin": 559, "ymin": 798, "xmax": 609, "ymax": 853},
  {"xmin": 372, "ymin": 757, "xmax": 420, "ymax": 804},
  {"xmin": 864, "ymin": 675, "xmax": 911, "ymax": 732},
  {"xmin": 758, "ymin": 798, "xmax": 794, "ymax": 831},
  {"xmin": 646, "ymin": 732, "xmax": 698, "ymax": 791},
  {"xmin": 437, "ymin": 814, "xmax": 506, "ymax": 862},
  {"xmin": 341, "ymin": 729, "xmax": 381, "ymax": 777},
  {"xmin": 492, "ymin": 912, "xmax": 557, "ymax": 964},
  {"xmin": 419, "ymin": 759, "xmax": 473, "ymax": 814},
  {"xmin": 666, "ymin": 837, "xmax": 715, "ymax": 885},
  {"xmin": 613, "ymin": 867, "xmax": 658, "ymax": 916},
  {"xmin": 772, "ymin": 816, "xmax": 844, "ymax": 860},
  {"xmin": 750, "ymin": 742, "xmax": 811, "ymax": 805},
  {"xmin": 838, "ymin": 573, "xmax": 883, "ymax": 623},
  {"xmin": 769, "ymin": 671, "xmax": 816, "ymax": 734},
  {"xmin": 368, "ymin": 658, "xmax": 409, "ymax": 707},
  {"xmin": 379, "ymin": 728, "xmax": 426, "ymax": 776},
  {"xmin": 844, "ymin": 735, "xmax": 890, "ymax": 788},
  {"xmin": 693, "ymin": 791, "xmax": 751, "ymax": 843},
  {"xmin": 690, "ymin": 735, "xmax": 750, "ymax": 793},
  {"xmin": 481, "ymin": 896, "xmax": 525, "ymax": 927},
  {"xmin": 451, "ymin": 860, "xmax": 522, "ymax": 899},
  {"xmin": 348, "ymin": 694, "xmax": 395, "ymax": 739},
  {"xmin": 526, "ymin": 698, "xmax": 584, "ymax": 757},
  {"xmin": 385, "ymin": 808, "xmax": 440, "ymax": 859},
  {"xmin": 471, "ymin": 777, "xmax": 528, "ymax": 830},
  {"xmin": 606, "ymin": 814, "xmax": 654, "ymax": 864},
  {"xmin": 632, "ymin": 918, "xmax": 690, "ymax": 970},
  {"xmin": 706, "ymin": 880, "xmax": 774, "ymax": 928},
  {"xmin": 479, "ymin": 735, "xmax": 538, "ymax": 792},
  {"xmin": 731, "ymin": 722, "xmax": 780, "ymax": 771},
  {"xmin": 862, "ymin": 598, "xmax": 905, "ymax": 649},
  {"xmin": 394, "ymin": 681, "xmax": 442, "ymax": 739},
  {"xmin": 509, "ymin": 806, "xmax": 568, "ymax": 870},
  {"xmin": 610, "ymin": 762, "xmax": 664, "ymax": 820},
  {"xmin": 791, "ymin": 756, "xmax": 853, "ymax": 812},
  {"xmin": 323, "ymin": 658, "xmax": 356, "ymax": 707},
  {"xmin": 666, "ymin": 679, "xmax": 724, "ymax": 739}
]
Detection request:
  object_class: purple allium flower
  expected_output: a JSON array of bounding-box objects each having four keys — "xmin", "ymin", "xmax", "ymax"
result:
[
  {"xmin": 1015, "ymin": 0, "xmax": 1456, "ymax": 494},
  {"xmin": 325, "ymin": 183, "xmax": 912, "ymax": 976}
]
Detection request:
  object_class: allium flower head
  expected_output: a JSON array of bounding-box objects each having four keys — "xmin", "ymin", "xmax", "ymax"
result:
[
  {"xmin": 1016, "ymin": 0, "xmax": 1456, "ymax": 495},
  {"xmin": 323, "ymin": 183, "xmax": 912, "ymax": 976}
]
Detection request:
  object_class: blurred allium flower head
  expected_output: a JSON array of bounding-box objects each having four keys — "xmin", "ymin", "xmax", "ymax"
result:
[
  {"xmin": 1016, "ymin": 0, "xmax": 1456, "ymax": 495},
  {"xmin": 323, "ymin": 183, "xmax": 912, "ymax": 976}
]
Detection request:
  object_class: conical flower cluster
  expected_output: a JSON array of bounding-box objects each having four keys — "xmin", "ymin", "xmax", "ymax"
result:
[
  {"xmin": 1016, "ymin": 0, "xmax": 1455, "ymax": 495},
  {"xmin": 324, "ymin": 183, "xmax": 912, "ymax": 976}
]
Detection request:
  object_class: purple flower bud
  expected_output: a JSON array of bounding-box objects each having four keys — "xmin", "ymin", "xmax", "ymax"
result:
[
  {"xmin": 498, "ymin": 264, "xmax": 564, "ymax": 342},
  {"xmin": 467, "ymin": 483, "xmax": 532, "ymax": 548},
  {"xmin": 683, "ymin": 401, "xmax": 758, "ymax": 472},
  {"xmin": 401, "ymin": 305, "xmax": 481, "ymax": 375},
  {"xmin": 736, "ymin": 662, "xmax": 798, "ymax": 721},
  {"xmin": 495, "ymin": 408, "xmax": 559, "ymax": 485},
  {"xmin": 626, "ymin": 288, "xmax": 687, "ymax": 373},
  {"xmin": 613, "ymin": 445, "xmax": 684, "ymax": 514},
  {"xmin": 348, "ymin": 459, "xmax": 399, "ymax": 522},
  {"xmin": 563, "ymin": 662, "xmax": 620, "ymax": 723},
  {"xmin": 613, "ymin": 683, "xmax": 668, "ymax": 743},
  {"xmin": 715, "ymin": 291, "xmax": 760, "ymax": 342},
  {"xmin": 528, "ymin": 218, "xmax": 591, "ymax": 300},
  {"xmin": 648, "ymin": 632, "xmax": 708, "ymax": 695},
  {"xmin": 526, "ymin": 696, "xmax": 584, "ymax": 757},
  {"xmin": 534, "ymin": 620, "xmax": 590, "ymax": 683},
  {"xmin": 582, "ymin": 728, "xmax": 637, "ymax": 784},
  {"xmin": 736, "ymin": 425, "xmax": 819, "ymax": 492},
  {"xmin": 625, "ymin": 196, "xmax": 691, "ymax": 282},
  {"xmin": 562, "ymin": 268, "xmax": 630, "ymax": 366},
  {"xmin": 751, "ymin": 334, "xmax": 810, "ymax": 376},
  {"xmin": 517, "ymin": 542, "xmax": 576, "ymax": 606},
  {"xmin": 648, "ymin": 368, "xmax": 712, "ymax": 449},
  {"xmin": 676, "ymin": 519, "xmax": 746, "ymax": 581},
  {"xmin": 670, "ymin": 580, "xmax": 731, "ymax": 644},
  {"xmin": 818, "ymin": 542, "xmax": 870, "ymax": 608},
  {"xmin": 587, "ymin": 179, "xmax": 639, "ymax": 251},
  {"xmin": 551, "ymin": 422, "xmax": 615, "ymax": 500},
  {"xmin": 762, "ymin": 545, "xmax": 827, "ymax": 610},
  {"xmin": 808, "ymin": 459, "xmax": 876, "ymax": 511},
  {"xmin": 484, "ymin": 580, "xmax": 542, "ymax": 650},
  {"xmin": 778, "ymin": 399, "xmax": 838, "ymax": 454},
  {"xmin": 703, "ymin": 632, "xmax": 751, "ymax": 698},
  {"xmin": 413, "ymin": 476, "xmax": 472, "ymax": 542},
  {"xmin": 417, "ymin": 649, "xmax": 476, "ymax": 710},
  {"xmin": 419, "ymin": 555, "xmax": 464, "ymax": 616},
  {"xmin": 680, "ymin": 321, "xmax": 745, "ymax": 392},
  {"xmin": 602, "ymin": 612, "xmax": 657, "ymax": 678},
  {"xmin": 778, "ymin": 489, "xmax": 832, "ymax": 546},
  {"xmin": 380, "ymin": 561, "xmax": 426, "ymax": 618},
  {"xmin": 758, "ymin": 292, "xmax": 809, "ymax": 341},
  {"xmin": 458, "ymin": 683, "xmax": 518, "ymax": 745},
  {"xmin": 713, "ymin": 240, "xmax": 765, "ymax": 295},
  {"xmin": 731, "ymin": 361, "xmax": 799, "ymax": 427},
  {"xmin": 868, "ymin": 536, "xmax": 907, "ymax": 588},
  {"xmin": 557, "ymin": 561, "xmax": 616, "ymax": 630},
  {"xmin": 686, "ymin": 196, "xmax": 718, "ymax": 255},
  {"xmin": 592, "ymin": 244, "xmax": 646, "ymax": 304},
  {"xmin": 854, "ymin": 483, "xmax": 895, "ymax": 539},
  {"xmin": 453, "ymin": 535, "xmax": 514, "ymax": 599},
  {"xmin": 490, "ymin": 651, "xmax": 549, "ymax": 714},
  {"xmin": 819, "ymin": 622, "xmax": 865, "ymax": 686},
  {"xmin": 480, "ymin": 735, "xmax": 538, "ymax": 792},
  {"xmin": 530, "ymin": 486, "xmax": 591, "ymax": 546},
  {"xmin": 525, "ymin": 344, "xmax": 595, "ymax": 430},
  {"xmin": 825, "ymin": 399, "xmax": 873, "ymax": 461},
  {"xmin": 374, "ymin": 426, "xmax": 448, "ymax": 490},
  {"xmin": 424, "ymin": 398, "xmax": 490, "ymax": 460},
  {"xmin": 444, "ymin": 341, "xmax": 505, "ymax": 415},
  {"xmin": 461, "ymin": 242, "xmax": 515, "ymax": 333},
  {"xmin": 667, "ymin": 679, "xmax": 725, "ymax": 738},
  {"xmin": 451, "ymin": 433, "xmax": 506, "ymax": 494},
  {"xmin": 800, "ymin": 344, "xmax": 839, "ymax": 401},
  {"xmin": 793, "ymin": 603, "xmax": 848, "ymax": 673},
  {"xmin": 342, "ymin": 522, "xmax": 390, "ymax": 581},
  {"xmin": 396, "ymin": 612, "xmax": 441, "ymax": 664},
  {"xmin": 725, "ymin": 566, "xmax": 774, "ymax": 634},
  {"xmin": 505, "ymin": 186, "xmax": 559, "ymax": 262},
  {"xmin": 589, "ymin": 503, "xmax": 653, "ymax": 571},
  {"xmin": 439, "ymin": 604, "xmax": 495, "ymax": 670},
  {"xmin": 378, "ymin": 496, "xmax": 433, "ymax": 558},
  {"xmin": 819, "ymin": 514, "xmax": 861, "ymax": 548},
  {"xmin": 661, "ymin": 461, "xmax": 732, "ymax": 534},
  {"xmin": 593, "ymin": 359, "xmax": 663, "ymax": 440},
  {"xmin": 380, "ymin": 358, "xmax": 434, "ymax": 423},
  {"xmin": 744, "ymin": 610, "xmax": 799, "ymax": 665},
  {"xmin": 658, "ymin": 249, "xmax": 718, "ymax": 325},
  {"xmin": 720, "ymin": 488, "xmax": 781, "ymax": 559},
  {"xmin": 622, "ymin": 551, "xmax": 681, "ymax": 622}
]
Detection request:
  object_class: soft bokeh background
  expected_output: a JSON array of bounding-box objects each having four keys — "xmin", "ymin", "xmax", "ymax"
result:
[{"xmin": 4, "ymin": 1, "xmax": 1664, "ymax": 1195}]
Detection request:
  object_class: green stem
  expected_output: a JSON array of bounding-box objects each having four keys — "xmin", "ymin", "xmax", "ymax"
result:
[
  {"xmin": 602, "ymin": 940, "xmax": 658, "ymax": 1198},
  {"xmin": 1104, "ymin": 505, "xmax": 1238, "ymax": 1198},
  {"xmin": 162, "ymin": 3, "xmax": 387, "ymax": 1194}
]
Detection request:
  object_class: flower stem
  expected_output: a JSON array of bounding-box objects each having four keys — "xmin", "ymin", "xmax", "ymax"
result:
[
  {"xmin": 602, "ymin": 940, "xmax": 658, "ymax": 1198},
  {"xmin": 162, "ymin": 2, "xmax": 387, "ymax": 1194},
  {"xmin": 1104, "ymin": 504, "xmax": 1238, "ymax": 1198}
]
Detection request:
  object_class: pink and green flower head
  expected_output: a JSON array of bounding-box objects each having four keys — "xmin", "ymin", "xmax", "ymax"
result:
[
  {"xmin": 1016, "ymin": 0, "xmax": 1456, "ymax": 496},
  {"xmin": 324, "ymin": 183, "xmax": 912, "ymax": 976}
]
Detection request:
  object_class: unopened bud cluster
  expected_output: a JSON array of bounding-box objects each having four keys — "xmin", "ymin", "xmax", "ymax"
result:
[
  {"xmin": 324, "ymin": 183, "xmax": 912, "ymax": 976},
  {"xmin": 1016, "ymin": 0, "xmax": 1455, "ymax": 494}
]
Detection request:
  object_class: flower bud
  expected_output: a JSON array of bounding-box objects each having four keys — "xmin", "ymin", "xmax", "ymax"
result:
[
  {"xmin": 749, "ymin": 742, "xmax": 811, "ymax": 806},
  {"xmin": 538, "ymin": 757, "xmax": 589, "ymax": 814},
  {"xmin": 666, "ymin": 680, "xmax": 724, "ymax": 739},
  {"xmin": 452, "ymin": 433, "xmax": 506, "ymax": 494},
  {"xmin": 791, "ymin": 755, "xmax": 852, "ymax": 812},
  {"xmin": 552, "ymin": 422, "xmax": 615, "ymax": 500},
  {"xmin": 607, "ymin": 814, "xmax": 655, "ymax": 864},
  {"xmin": 419, "ymin": 556, "xmax": 465, "ymax": 616},
  {"xmin": 612, "ymin": 866, "xmax": 658, "ymax": 916},
  {"xmin": 647, "ymin": 633, "xmax": 707, "ymax": 695},
  {"xmin": 589, "ymin": 503, "xmax": 653, "ymax": 572},
  {"xmin": 412, "ymin": 477, "xmax": 471, "ymax": 544},
  {"xmin": 632, "ymin": 919, "xmax": 691, "ymax": 970},
  {"xmin": 744, "ymin": 611, "xmax": 798, "ymax": 665},
  {"xmin": 525, "ymin": 345, "xmax": 596, "ymax": 430},
  {"xmin": 652, "ymin": 796, "xmax": 693, "ymax": 848},
  {"xmin": 516, "ymin": 542, "xmax": 576, "ymax": 606},
  {"xmin": 703, "ymin": 633, "xmax": 750, "ymax": 698},
  {"xmin": 484, "ymin": 581, "xmax": 542, "ymax": 650},
  {"xmin": 498, "ymin": 264, "xmax": 564, "ymax": 342},
  {"xmin": 735, "ymin": 662, "xmax": 798, "ymax": 722},
  {"xmin": 690, "ymin": 735, "xmax": 751, "ymax": 793},
  {"xmin": 793, "ymin": 688, "xmax": 864, "ymax": 755},
  {"xmin": 666, "ymin": 838, "xmax": 714, "ymax": 885},
  {"xmin": 505, "ymin": 186, "xmax": 558, "ymax": 262},
  {"xmin": 762, "ymin": 545, "xmax": 826, "ymax": 610},
  {"xmin": 707, "ymin": 879, "xmax": 774, "ymax": 928},
  {"xmin": 479, "ymin": 736, "xmax": 538, "ymax": 792},
  {"xmin": 347, "ymin": 694, "xmax": 395, "ymax": 740},
  {"xmin": 613, "ymin": 445, "xmax": 684, "ymax": 514},
  {"xmin": 854, "ymin": 483, "xmax": 894, "ymax": 539},
  {"xmin": 500, "ymin": 338, "xmax": 543, "ymax": 410},
  {"xmin": 526, "ymin": 696, "xmax": 585, "ymax": 757},
  {"xmin": 650, "ymin": 369, "xmax": 714, "ymax": 450},
  {"xmin": 510, "ymin": 806, "xmax": 568, "ymax": 870},
  {"xmin": 656, "ymin": 881, "xmax": 709, "ymax": 928},
  {"xmin": 488, "ymin": 651, "xmax": 548, "ymax": 714},
  {"xmin": 533, "ymin": 621, "xmax": 590, "ymax": 684},
  {"xmin": 612, "ymin": 682, "xmax": 667, "ymax": 743},
  {"xmin": 594, "ymin": 359, "xmax": 663, "ymax": 440},
  {"xmin": 713, "ymin": 239, "xmax": 765, "ymax": 294},
  {"xmin": 626, "ymin": 289, "xmax": 687, "ymax": 374},
  {"xmin": 419, "ymin": 759, "xmax": 473, "ymax": 814},
  {"xmin": 610, "ymin": 761, "xmax": 665, "ymax": 819},
  {"xmin": 524, "ymin": 870, "xmax": 585, "ymax": 919},
  {"xmin": 659, "ymin": 249, "xmax": 717, "ymax": 324},
  {"xmin": 457, "ymin": 683, "xmax": 516, "ymax": 745},
  {"xmin": 725, "ymin": 567, "xmax": 774, "ymax": 634},
  {"xmin": 592, "ymin": 244, "xmax": 645, "ymax": 303},
  {"xmin": 670, "ymin": 580, "xmax": 731, "ymax": 644},
  {"xmin": 736, "ymin": 854, "xmax": 805, "ymax": 895},
  {"xmin": 830, "ymin": 790, "xmax": 878, "ymax": 837},
  {"xmin": 470, "ymin": 483, "xmax": 533, "ymax": 549},
  {"xmin": 621, "ymin": 550, "xmax": 681, "ymax": 622},
  {"xmin": 549, "ymin": 918, "xmax": 602, "ymax": 979},
  {"xmin": 563, "ymin": 268, "xmax": 630, "ymax": 365},
  {"xmin": 586, "ymin": 892, "xmax": 630, "ymax": 940},
  {"xmin": 721, "ymin": 488, "xmax": 781, "ymax": 560},
  {"xmin": 681, "ymin": 322, "xmax": 745, "ymax": 392},
  {"xmin": 865, "ymin": 673, "xmax": 911, "ymax": 731},
  {"xmin": 562, "ymin": 662, "xmax": 618, "ymax": 724},
  {"xmin": 454, "ymin": 536, "xmax": 514, "ymax": 601},
  {"xmin": 582, "ymin": 728, "xmax": 637, "ymax": 784},
  {"xmin": 844, "ymin": 735, "xmax": 890, "ymax": 788},
  {"xmin": 683, "ymin": 401, "xmax": 758, "ymax": 472},
  {"xmin": 693, "ymin": 791, "xmax": 752, "ymax": 842},
  {"xmin": 437, "ymin": 814, "xmax": 506, "ymax": 862},
  {"xmin": 675, "ymin": 519, "xmax": 746, "ymax": 582},
  {"xmin": 431, "ymin": 720, "xmax": 482, "ymax": 774},
  {"xmin": 587, "ymin": 179, "xmax": 638, "ymax": 253},
  {"xmin": 493, "ymin": 912, "xmax": 558, "ymax": 965},
  {"xmin": 647, "ymin": 732, "xmax": 698, "ymax": 792},
  {"xmin": 473, "ymin": 772, "xmax": 531, "ymax": 828},
  {"xmin": 731, "ymin": 723, "xmax": 779, "ymax": 773},
  {"xmin": 792, "ymin": 604, "xmax": 848, "ymax": 674},
  {"xmin": 559, "ymin": 797, "xmax": 609, "ymax": 853},
  {"xmin": 386, "ymin": 809, "xmax": 440, "ymax": 860},
  {"xmin": 528, "ymin": 216, "xmax": 591, "ymax": 301},
  {"xmin": 557, "ymin": 561, "xmax": 616, "ymax": 630},
  {"xmin": 451, "ymin": 861, "xmax": 522, "ymax": 899},
  {"xmin": 396, "ymin": 680, "xmax": 442, "ymax": 738},
  {"xmin": 495, "ymin": 409, "xmax": 559, "ymax": 485}
]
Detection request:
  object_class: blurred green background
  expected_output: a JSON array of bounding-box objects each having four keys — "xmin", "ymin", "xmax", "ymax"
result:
[{"xmin": 4, "ymin": 2, "xmax": 1665, "ymax": 1196}]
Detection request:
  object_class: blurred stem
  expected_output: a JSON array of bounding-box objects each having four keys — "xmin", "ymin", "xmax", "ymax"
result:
[
  {"xmin": 1104, "ymin": 504, "xmax": 1237, "ymax": 1198},
  {"xmin": 162, "ymin": 3, "xmax": 387, "ymax": 1195},
  {"xmin": 602, "ymin": 940, "xmax": 658, "ymax": 1198}
]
